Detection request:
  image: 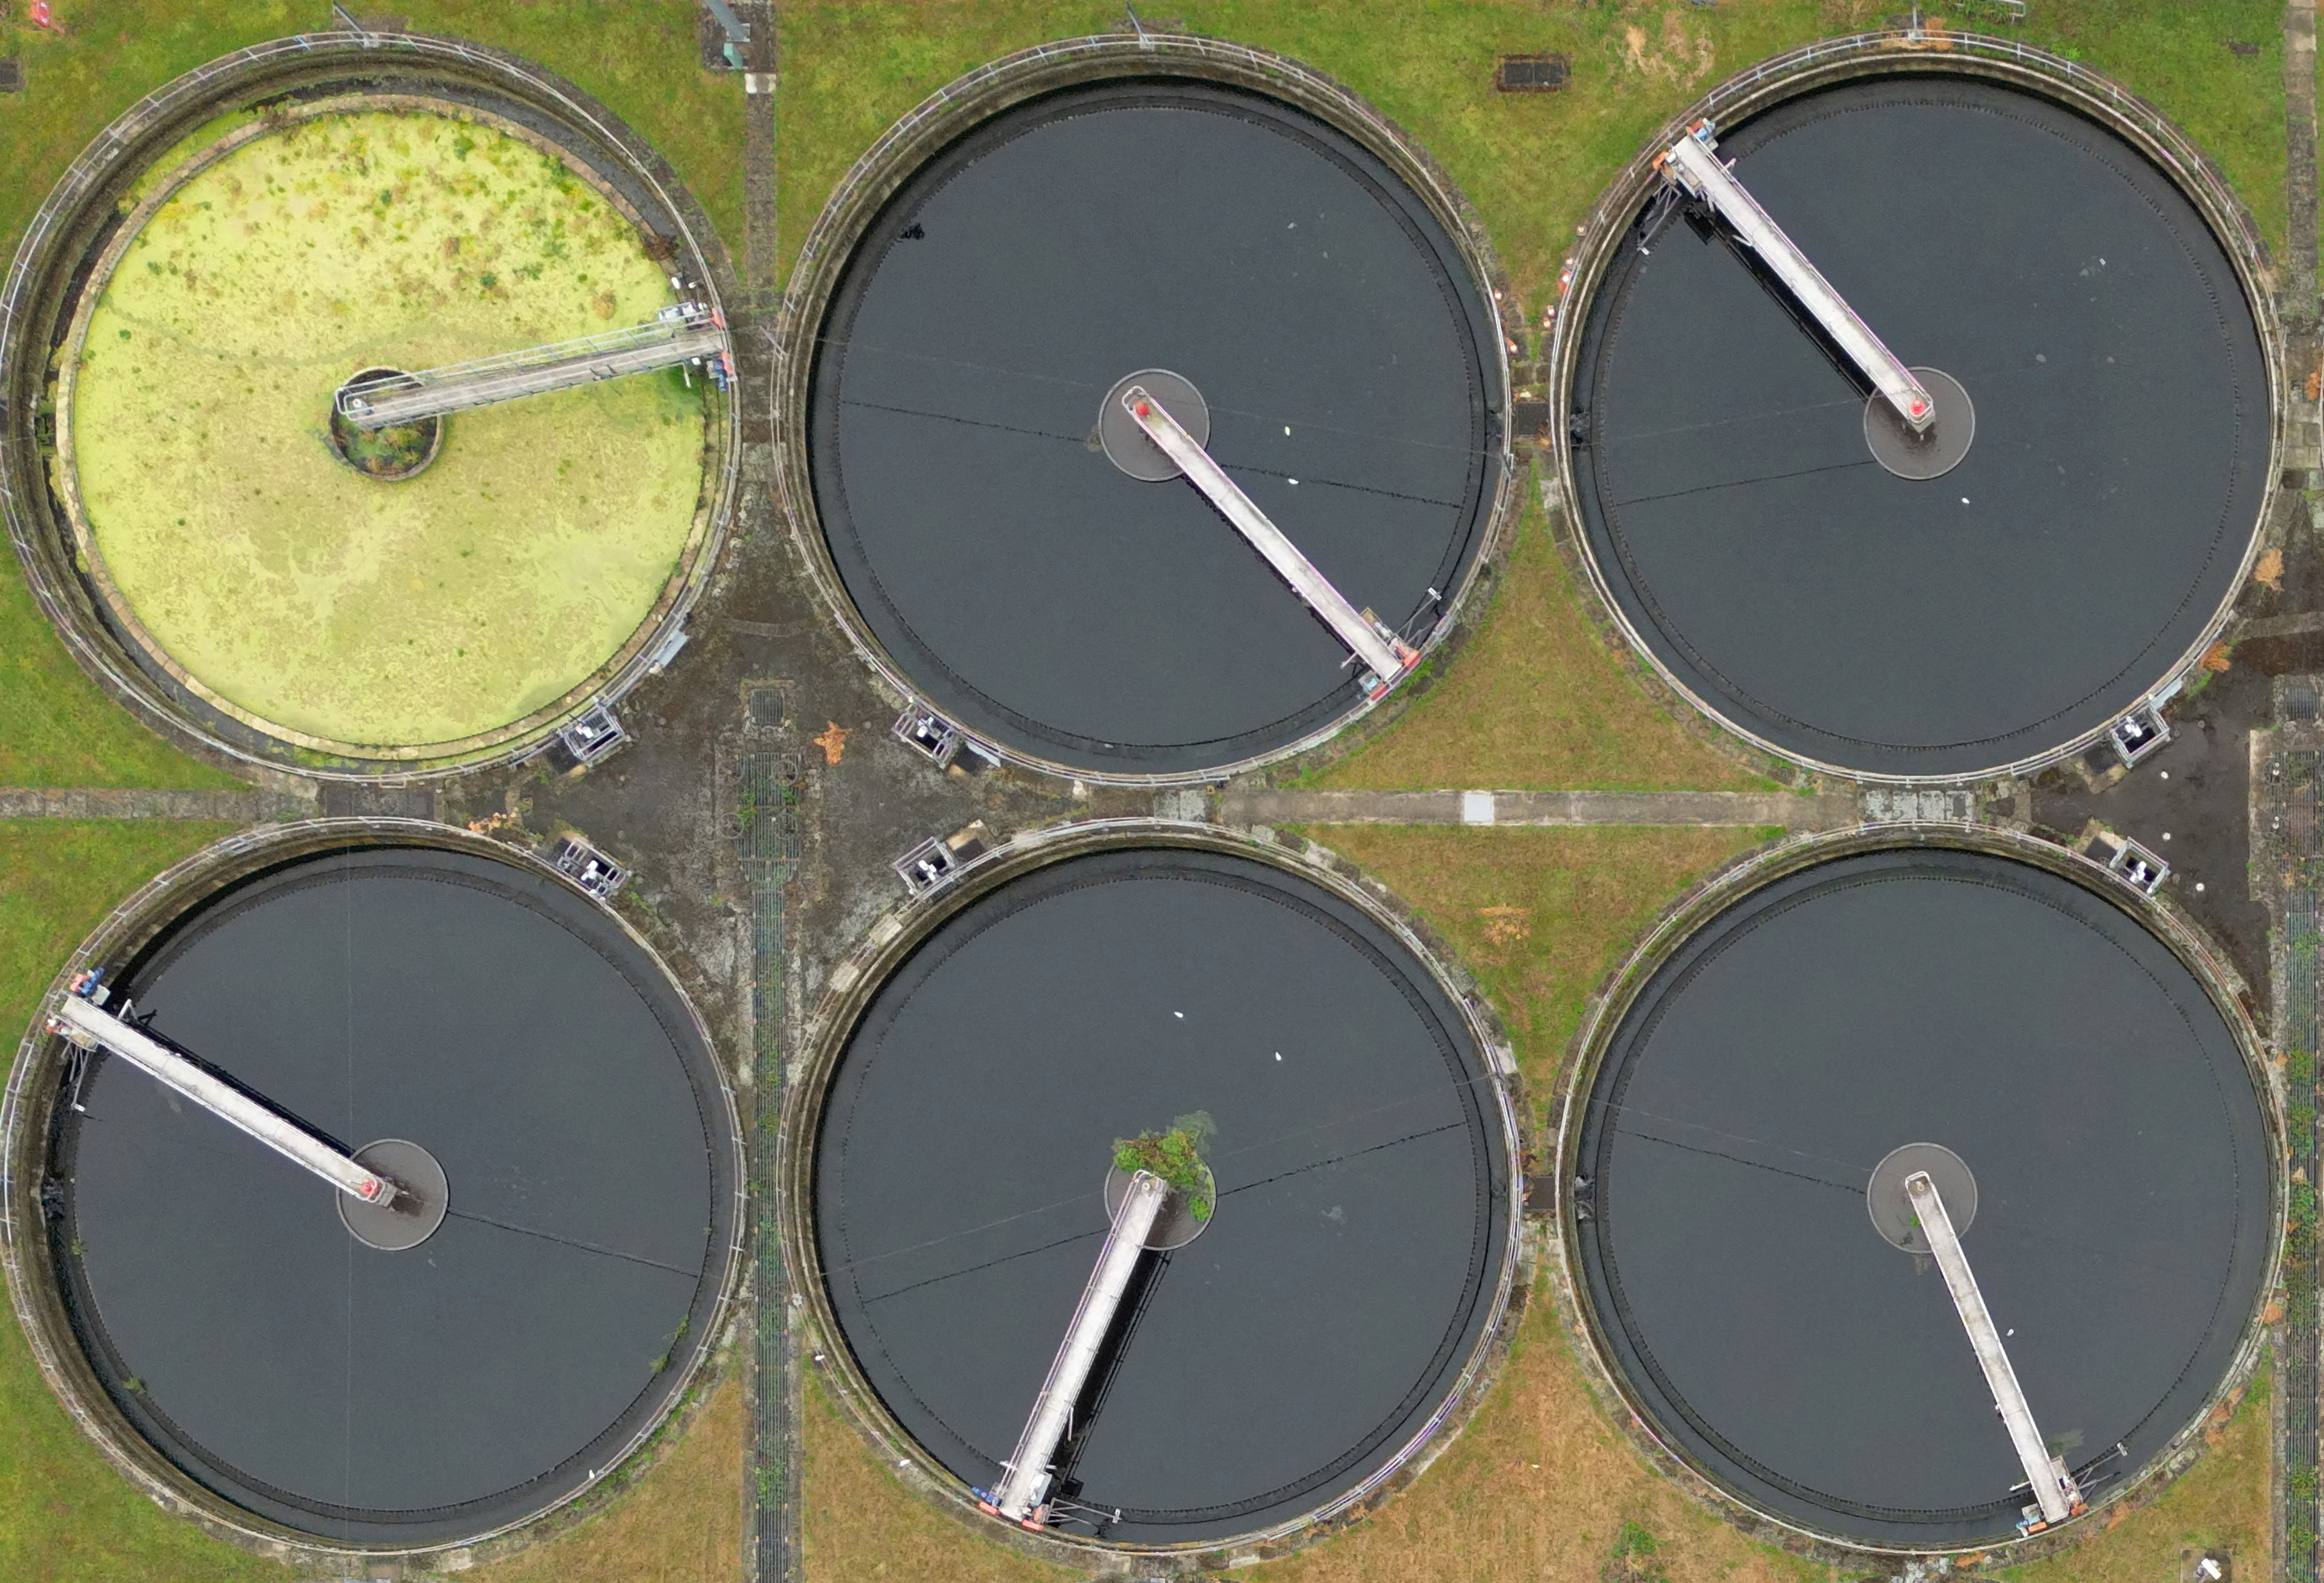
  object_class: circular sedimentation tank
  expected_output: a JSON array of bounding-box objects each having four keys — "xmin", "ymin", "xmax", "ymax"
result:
[
  {"xmin": 787, "ymin": 44, "xmax": 1512, "ymax": 781},
  {"xmin": 1558, "ymin": 54, "xmax": 2277, "ymax": 781},
  {"xmin": 1564, "ymin": 838, "xmax": 2275, "ymax": 1550},
  {"xmin": 8, "ymin": 831, "xmax": 741, "ymax": 1549},
  {"xmin": 800, "ymin": 835, "xmax": 1517, "ymax": 1548},
  {"xmin": 1, "ymin": 37, "xmax": 733, "ymax": 774}
]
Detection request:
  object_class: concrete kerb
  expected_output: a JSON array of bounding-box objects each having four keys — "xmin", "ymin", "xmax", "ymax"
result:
[
  {"xmin": 773, "ymin": 816, "xmax": 1528, "ymax": 1573},
  {"xmin": 0, "ymin": 31, "xmax": 743, "ymax": 782},
  {"xmin": 765, "ymin": 33, "xmax": 1521, "ymax": 792},
  {"xmin": 0, "ymin": 818, "xmax": 749, "ymax": 1570},
  {"xmin": 1542, "ymin": 30, "xmax": 2290, "ymax": 794},
  {"xmin": 1544, "ymin": 820, "xmax": 2288, "ymax": 1568}
]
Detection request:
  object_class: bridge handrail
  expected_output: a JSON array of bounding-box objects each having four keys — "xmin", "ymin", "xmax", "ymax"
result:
[{"xmin": 339, "ymin": 309, "xmax": 717, "ymax": 403}]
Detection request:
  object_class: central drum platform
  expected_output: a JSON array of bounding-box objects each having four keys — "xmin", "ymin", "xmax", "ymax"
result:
[{"xmin": 807, "ymin": 840, "xmax": 1516, "ymax": 1545}]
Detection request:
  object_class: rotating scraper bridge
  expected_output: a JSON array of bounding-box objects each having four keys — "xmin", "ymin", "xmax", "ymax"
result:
[{"xmin": 337, "ymin": 305, "xmax": 733, "ymax": 430}]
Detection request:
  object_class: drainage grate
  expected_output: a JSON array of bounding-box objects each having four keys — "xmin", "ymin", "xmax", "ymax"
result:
[
  {"xmin": 1496, "ymin": 53, "xmax": 1569, "ymax": 92},
  {"xmin": 0, "ymin": 60, "xmax": 22, "ymax": 94}
]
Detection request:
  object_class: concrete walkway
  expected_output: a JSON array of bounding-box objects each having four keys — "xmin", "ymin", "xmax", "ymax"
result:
[
  {"xmin": 1215, "ymin": 787, "xmax": 1857, "ymax": 830},
  {"xmin": 0, "ymin": 786, "xmax": 313, "ymax": 821}
]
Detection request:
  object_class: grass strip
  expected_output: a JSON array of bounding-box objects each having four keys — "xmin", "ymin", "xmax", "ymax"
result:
[
  {"xmin": 1310, "ymin": 487, "xmax": 1767, "ymax": 792},
  {"xmin": 800, "ymin": 1371, "xmax": 1075, "ymax": 1583},
  {"xmin": 473, "ymin": 1374, "xmax": 747, "ymax": 1583}
]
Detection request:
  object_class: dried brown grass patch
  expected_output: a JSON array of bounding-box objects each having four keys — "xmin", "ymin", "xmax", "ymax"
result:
[
  {"xmin": 800, "ymin": 1374, "xmax": 1075, "ymax": 1583},
  {"xmin": 474, "ymin": 1374, "xmax": 746, "ymax": 1583}
]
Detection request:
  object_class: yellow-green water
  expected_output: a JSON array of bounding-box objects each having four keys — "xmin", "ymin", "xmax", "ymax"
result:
[{"xmin": 71, "ymin": 108, "xmax": 704, "ymax": 748}]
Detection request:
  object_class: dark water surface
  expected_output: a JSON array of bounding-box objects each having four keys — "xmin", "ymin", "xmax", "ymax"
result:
[
  {"xmin": 58, "ymin": 848, "xmax": 733, "ymax": 1543},
  {"xmin": 1573, "ymin": 848, "xmax": 2271, "ymax": 1546},
  {"xmin": 1574, "ymin": 78, "xmax": 2268, "ymax": 776},
  {"xmin": 815, "ymin": 849, "xmax": 1512, "ymax": 1542}
]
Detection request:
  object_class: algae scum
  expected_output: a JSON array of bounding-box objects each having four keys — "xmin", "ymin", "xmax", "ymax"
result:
[{"xmin": 68, "ymin": 108, "xmax": 706, "ymax": 748}]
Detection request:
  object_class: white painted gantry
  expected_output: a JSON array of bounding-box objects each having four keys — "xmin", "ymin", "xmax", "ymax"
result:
[
  {"xmin": 49, "ymin": 977, "xmax": 397, "ymax": 1208},
  {"xmin": 337, "ymin": 306, "xmax": 730, "ymax": 430},
  {"xmin": 981, "ymin": 1169, "xmax": 1171, "ymax": 1528},
  {"xmin": 1122, "ymin": 385, "xmax": 1420, "ymax": 698},
  {"xmin": 1907, "ymin": 1170, "xmax": 2084, "ymax": 1528},
  {"xmin": 1660, "ymin": 121, "xmax": 1935, "ymax": 433}
]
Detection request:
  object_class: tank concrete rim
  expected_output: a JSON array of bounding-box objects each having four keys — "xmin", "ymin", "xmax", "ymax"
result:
[
  {"xmin": 1548, "ymin": 821, "xmax": 2284, "ymax": 1561},
  {"xmin": 0, "ymin": 819, "xmax": 747, "ymax": 1563},
  {"xmin": 776, "ymin": 818, "xmax": 1527, "ymax": 1563},
  {"xmin": 1543, "ymin": 30, "xmax": 2286, "ymax": 790},
  {"xmin": 0, "ymin": 34, "xmax": 740, "ymax": 780},
  {"xmin": 769, "ymin": 34, "xmax": 1519, "ymax": 788}
]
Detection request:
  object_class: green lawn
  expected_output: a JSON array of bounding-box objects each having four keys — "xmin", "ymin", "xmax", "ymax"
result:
[
  {"xmin": 0, "ymin": 575, "xmax": 236, "ymax": 789},
  {"xmin": 0, "ymin": 820, "xmax": 285, "ymax": 1583},
  {"xmin": 0, "ymin": 5, "xmax": 2296, "ymax": 1578},
  {"xmin": 1285, "ymin": 825, "xmax": 1767, "ymax": 1122},
  {"xmin": 0, "ymin": 1, "xmax": 744, "ymax": 266}
]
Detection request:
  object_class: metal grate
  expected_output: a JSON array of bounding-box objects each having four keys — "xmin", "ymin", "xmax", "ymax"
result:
[
  {"xmin": 0, "ymin": 60, "xmax": 22, "ymax": 94},
  {"xmin": 558, "ymin": 703, "xmax": 630, "ymax": 767},
  {"xmin": 548, "ymin": 834, "xmax": 629, "ymax": 899},
  {"xmin": 1496, "ymin": 53, "xmax": 1569, "ymax": 92}
]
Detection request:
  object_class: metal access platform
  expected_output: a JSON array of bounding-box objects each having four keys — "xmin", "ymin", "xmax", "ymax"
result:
[
  {"xmin": 978, "ymin": 1169, "xmax": 1171, "ymax": 1528},
  {"xmin": 49, "ymin": 973, "xmax": 396, "ymax": 1207},
  {"xmin": 1659, "ymin": 121, "xmax": 1935, "ymax": 433},
  {"xmin": 1907, "ymin": 1170, "xmax": 2084, "ymax": 1529},
  {"xmin": 337, "ymin": 304, "xmax": 731, "ymax": 430},
  {"xmin": 1122, "ymin": 385, "xmax": 1419, "ymax": 697}
]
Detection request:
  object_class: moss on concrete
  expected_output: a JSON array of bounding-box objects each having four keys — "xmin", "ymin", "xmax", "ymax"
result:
[{"xmin": 69, "ymin": 107, "xmax": 704, "ymax": 748}]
